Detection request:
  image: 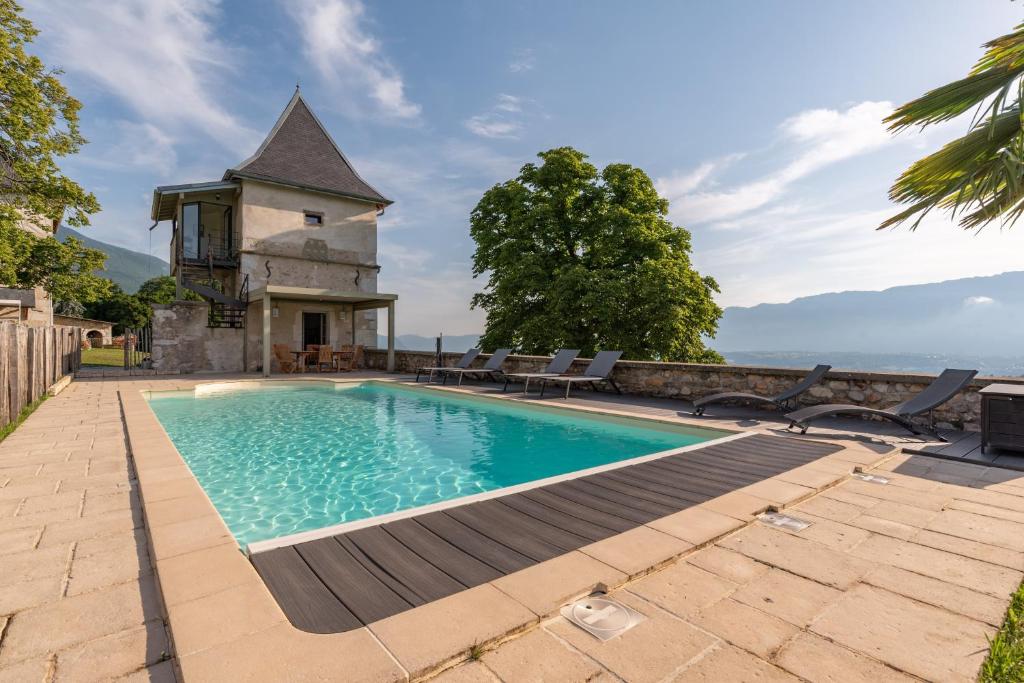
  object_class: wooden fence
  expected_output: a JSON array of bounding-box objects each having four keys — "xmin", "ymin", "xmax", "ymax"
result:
[{"xmin": 0, "ymin": 322, "xmax": 81, "ymax": 429}]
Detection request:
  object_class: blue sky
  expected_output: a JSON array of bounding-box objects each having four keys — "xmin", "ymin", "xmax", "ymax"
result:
[{"xmin": 22, "ymin": 0, "xmax": 1024, "ymax": 336}]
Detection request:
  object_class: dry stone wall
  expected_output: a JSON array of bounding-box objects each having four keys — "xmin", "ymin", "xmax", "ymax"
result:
[{"xmin": 363, "ymin": 349, "xmax": 1018, "ymax": 430}]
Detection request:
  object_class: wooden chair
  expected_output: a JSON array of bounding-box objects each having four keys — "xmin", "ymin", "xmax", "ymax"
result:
[
  {"xmin": 315, "ymin": 344, "xmax": 336, "ymax": 372},
  {"xmin": 336, "ymin": 345, "xmax": 364, "ymax": 372},
  {"xmin": 272, "ymin": 344, "xmax": 297, "ymax": 373}
]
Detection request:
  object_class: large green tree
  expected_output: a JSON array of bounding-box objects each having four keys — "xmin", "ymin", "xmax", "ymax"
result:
[
  {"xmin": 470, "ymin": 147, "xmax": 723, "ymax": 362},
  {"xmin": 0, "ymin": 1, "xmax": 107, "ymax": 305},
  {"xmin": 882, "ymin": 21, "xmax": 1024, "ymax": 230}
]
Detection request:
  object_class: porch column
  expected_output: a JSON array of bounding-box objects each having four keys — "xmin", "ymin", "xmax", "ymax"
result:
[
  {"xmin": 262, "ymin": 292, "xmax": 271, "ymax": 377},
  {"xmin": 350, "ymin": 304, "xmax": 356, "ymax": 345},
  {"xmin": 386, "ymin": 301, "xmax": 395, "ymax": 372}
]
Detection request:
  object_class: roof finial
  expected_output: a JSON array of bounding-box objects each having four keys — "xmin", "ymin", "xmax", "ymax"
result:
[{"xmin": 295, "ymin": 81, "xmax": 301, "ymax": 93}]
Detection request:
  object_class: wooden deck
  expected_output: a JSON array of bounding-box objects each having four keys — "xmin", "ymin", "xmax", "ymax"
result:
[
  {"xmin": 903, "ymin": 430, "xmax": 1024, "ymax": 471},
  {"xmin": 250, "ymin": 434, "xmax": 842, "ymax": 634}
]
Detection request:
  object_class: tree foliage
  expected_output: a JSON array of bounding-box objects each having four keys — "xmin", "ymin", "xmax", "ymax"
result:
[
  {"xmin": 470, "ymin": 147, "xmax": 723, "ymax": 362},
  {"xmin": 0, "ymin": 222, "xmax": 110, "ymax": 304},
  {"xmin": 0, "ymin": 1, "xmax": 107, "ymax": 306},
  {"xmin": 84, "ymin": 284, "xmax": 151, "ymax": 334},
  {"xmin": 0, "ymin": 0, "xmax": 99, "ymax": 228},
  {"xmin": 882, "ymin": 21, "xmax": 1024, "ymax": 231},
  {"xmin": 137, "ymin": 275, "xmax": 200, "ymax": 305}
]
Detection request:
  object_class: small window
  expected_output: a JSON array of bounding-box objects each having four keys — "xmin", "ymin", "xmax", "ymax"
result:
[{"xmin": 304, "ymin": 211, "xmax": 323, "ymax": 226}]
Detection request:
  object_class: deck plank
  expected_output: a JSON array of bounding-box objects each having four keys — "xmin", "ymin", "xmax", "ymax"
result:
[
  {"xmin": 250, "ymin": 546, "xmax": 362, "ymax": 633},
  {"xmin": 255, "ymin": 432, "xmax": 846, "ymax": 634},
  {"xmin": 543, "ymin": 481, "xmax": 658, "ymax": 524},
  {"xmin": 295, "ymin": 537, "xmax": 411, "ymax": 624},
  {"xmin": 518, "ymin": 488, "xmax": 637, "ymax": 533},
  {"xmin": 415, "ymin": 511, "xmax": 536, "ymax": 574},
  {"xmin": 499, "ymin": 493, "xmax": 619, "ymax": 541},
  {"xmin": 346, "ymin": 526, "xmax": 466, "ymax": 602},
  {"xmin": 383, "ymin": 519, "xmax": 504, "ymax": 586}
]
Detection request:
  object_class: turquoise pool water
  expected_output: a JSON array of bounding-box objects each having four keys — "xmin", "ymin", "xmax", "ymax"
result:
[{"xmin": 147, "ymin": 382, "xmax": 724, "ymax": 546}]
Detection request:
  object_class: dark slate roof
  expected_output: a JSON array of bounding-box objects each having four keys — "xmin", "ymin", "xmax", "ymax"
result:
[
  {"xmin": 0, "ymin": 287, "xmax": 36, "ymax": 307},
  {"xmin": 224, "ymin": 90, "xmax": 391, "ymax": 205}
]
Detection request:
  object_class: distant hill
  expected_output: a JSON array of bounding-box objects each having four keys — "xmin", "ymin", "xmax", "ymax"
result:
[
  {"xmin": 714, "ymin": 271, "xmax": 1024, "ymax": 359},
  {"xmin": 56, "ymin": 226, "xmax": 168, "ymax": 293},
  {"xmin": 376, "ymin": 333, "xmax": 480, "ymax": 352}
]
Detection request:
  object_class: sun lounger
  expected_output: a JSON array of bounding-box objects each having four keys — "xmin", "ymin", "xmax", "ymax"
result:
[
  {"xmin": 439, "ymin": 349, "xmax": 512, "ymax": 386},
  {"xmin": 693, "ymin": 364, "xmax": 831, "ymax": 416},
  {"xmin": 539, "ymin": 351, "xmax": 623, "ymax": 398},
  {"xmin": 785, "ymin": 368, "xmax": 977, "ymax": 441},
  {"xmin": 415, "ymin": 348, "xmax": 481, "ymax": 383},
  {"xmin": 502, "ymin": 349, "xmax": 580, "ymax": 393}
]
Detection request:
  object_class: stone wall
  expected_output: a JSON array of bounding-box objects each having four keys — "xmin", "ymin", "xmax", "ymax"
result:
[
  {"xmin": 363, "ymin": 349, "xmax": 1024, "ymax": 430},
  {"xmin": 151, "ymin": 302, "xmax": 245, "ymax": 373}
]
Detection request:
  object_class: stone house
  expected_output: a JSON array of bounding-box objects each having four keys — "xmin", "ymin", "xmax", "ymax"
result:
[{"xmin": 148, "ymin": 89, "xmax": 398, "ymax": 374}]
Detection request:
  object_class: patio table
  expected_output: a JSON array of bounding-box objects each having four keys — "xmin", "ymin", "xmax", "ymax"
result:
[{"xmin": 290, "ymin": 350, "xmax": 313, "ymax": 372}]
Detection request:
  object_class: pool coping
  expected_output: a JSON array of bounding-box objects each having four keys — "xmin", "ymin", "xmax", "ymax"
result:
[{"xmin": 119, "ymin": 375, "xmax": 898, "ymax": 681}]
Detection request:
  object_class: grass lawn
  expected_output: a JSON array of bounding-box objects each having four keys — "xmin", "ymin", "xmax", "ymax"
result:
[
  {"xmin": 981, "ymin": 581, "xmax": 1024, "ymax": 682},
  {"xmin": 81, "ymin": 347, "xmax": 126, "ymax": 367}
]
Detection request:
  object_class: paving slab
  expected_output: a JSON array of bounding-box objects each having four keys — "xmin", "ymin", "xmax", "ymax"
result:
[
  {"xmin": 692, "ymin": 597, "xmax": 798, "ymax": 659},
  {"xmin": 676, "ymin": 643, "xmax": 799, "ymax": 682},
  {"xmin": 628, "ymin": 561, "xmax": 737, "ymax": 618},
  {"xmin": 719, "ymin": 524, "xmax": 874, "ymax": 589},
  {"xmin": 481, "ymin": 627, "xmax": 604, "ymax": 682},
  {"xmin": 544, "ymin": 592, "xmax": 717, "ymax": 683},
  {"xmin": 730, "ymin": 567, "xmax": 841, "ymax": 627},
  {"xmin": 811, "ymin": 584, "xmax": 995, "ymax": 682},
  {"xmin": 775, "ymin": 631, "xmax": 918, "ymax": 683}
]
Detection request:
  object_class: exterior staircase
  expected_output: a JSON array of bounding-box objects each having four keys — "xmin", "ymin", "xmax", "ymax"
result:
[{"xmin": 180, "ymin": 263, "xmax": 248, "ymax": 329}]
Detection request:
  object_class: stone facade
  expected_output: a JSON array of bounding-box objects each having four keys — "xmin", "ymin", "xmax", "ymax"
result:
[
  {"xmin": 363, "ymin": 349, "xmax": 1023, "ymax": 430},
  {"xmin": 150, "ymin": 302, "xmax": 245, "ymax": 373}
]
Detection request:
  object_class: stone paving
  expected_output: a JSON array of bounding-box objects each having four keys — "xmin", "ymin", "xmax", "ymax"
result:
[
  {"xmin": 1, "ymin": 374, "xmax": 1022, "ymax": 682},
  {"xmin": 438, "ymin": 453, "xmax": 1024, "ymax": 683},
  {"xmin": 0, "ymin": 378, "xmax": 172, "ymax": 682}
]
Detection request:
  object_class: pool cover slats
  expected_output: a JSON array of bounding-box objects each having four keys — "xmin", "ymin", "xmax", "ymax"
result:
[{"xmin": 252, "ymin": 433, "xmax": 843, "ymax": 634}]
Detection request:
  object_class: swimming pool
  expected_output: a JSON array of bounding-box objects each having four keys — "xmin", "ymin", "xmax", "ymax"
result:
[{"xmin": 146, "ymin": 381, "xmax": 731, "ymax": 548}]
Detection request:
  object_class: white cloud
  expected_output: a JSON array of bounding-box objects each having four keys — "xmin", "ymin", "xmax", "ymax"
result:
[
  {"xmin": 465, "ymin": 116, "xmax": 522, "ymax": 139},
  {"xmin": 964, "ymin": 295, "xmax": 996, "ymax": 306},
  {"xmin": 78, "ymin": 121, "xmax": 178, "ymax": 175},
  {"xmin": 508, "ymin": 48, "xmax": 536, "ymax": 73},
  {"xmin": 25, "ymin": 0, "xmax": 259, "ymax": 155},
  {"xmin": 698, "ymin": 205, "xmax": 1024, "ymax": 309},
  {"xmin": 284, "ymin": 0, "xmax": 420, "ymax": 121},
  {"xmin": 464, "ymin": 94, "xmax": 538, "ymax": 139},
  {"xmin": 660, "ymin": 101, "xmax": 897, "ymax": 225}
]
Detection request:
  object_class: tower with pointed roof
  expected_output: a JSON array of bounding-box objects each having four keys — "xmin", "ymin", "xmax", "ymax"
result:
[{"xmin": 148, "ymin": 91, "xmax": 398, "ymax": 375}]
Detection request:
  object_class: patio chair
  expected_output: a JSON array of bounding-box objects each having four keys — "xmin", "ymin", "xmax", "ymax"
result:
[
  {"xmin": 539, "ymin": 351, "xmax": 623, "ymax": 399},
  {"xmin": 692, "ymin": 364, "xmax": 832, "ymax": 416},
  {"xmin": 440, "ymin": 349, "xmax": 512, "ymax": 386},
  {"xmin": 785, "ymin": 368, "xmax": 977, "ymax": 441},
  {"xmin": 314, "ymin": 345, "xmax": 336, "ymax": 373},
  {"xmin": 272, "ymin": 344, "xmax": 297, "ymax": 374},
  {"xmin": 416, "ymin": 348, "xmax": 481, "ymax": 383},
  {"xmin": 502, "ymin": 349, "xmax": 580, "ymax": 393}
]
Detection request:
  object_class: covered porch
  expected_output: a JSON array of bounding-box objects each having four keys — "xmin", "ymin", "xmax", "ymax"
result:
[{"xmin": 250, "ymin": 285, "xmax": 397, "ymax": 376}]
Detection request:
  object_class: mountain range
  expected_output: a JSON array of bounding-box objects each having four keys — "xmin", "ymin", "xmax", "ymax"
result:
[
  {"xmin": 713, "ymin": 271, "xmax": 1024, "ymax": 358},
  {"xmin": 57, "ymin": 226, "xmax": 168, "ymax": 293},
  {"xmin": 64, "ymin": 231, "xmax": 1022, "ymax": 373}
]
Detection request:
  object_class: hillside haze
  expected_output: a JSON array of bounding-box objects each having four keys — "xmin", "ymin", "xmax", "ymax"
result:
[
  {"xmin": 714, "ymin": 271, "xmax": 1024, "ymax": 358},
  {"xmin": 57, "ymin": 226, "xmax": 168, "ymax": 293}
]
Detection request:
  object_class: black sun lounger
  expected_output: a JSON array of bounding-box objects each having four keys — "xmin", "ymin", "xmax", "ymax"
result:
[
  {"xmin": 502, "ymin": 349, "xmax": 580, "ymax": 393},
  {"xmin": 539, "ymin": 351, "xmax": 623, "ymax": 399},
  {"xmin": 693, "ymin": 364, "xmax": 832, "ymax": 416},
  {"xmin": 439, "ymin": 349, "xmax": 512, "ymax": 386},
  {"xmin": 785, "ymin": 368, "xmax": 977, "ymax": 441},
  {"xmin": 415, "ymin": 348, "xmax": 480, "ymax": 383}
]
